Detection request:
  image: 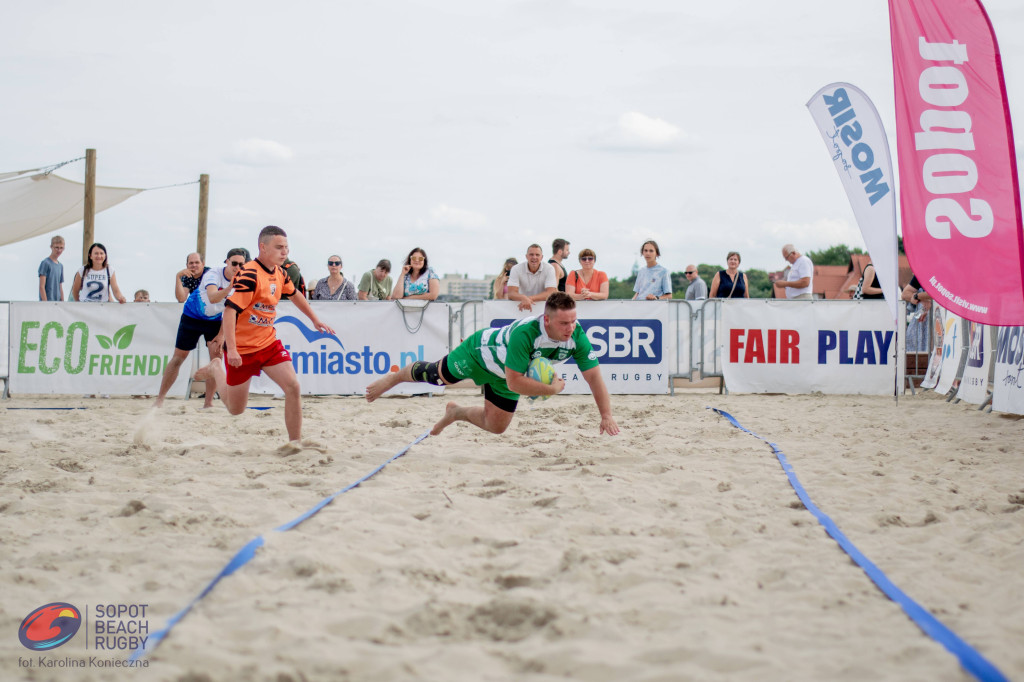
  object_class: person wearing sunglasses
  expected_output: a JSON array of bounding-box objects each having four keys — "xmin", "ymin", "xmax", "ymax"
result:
[
  {"xmin": 565, "ymin": 249, "xmax": 609, "ymax": 301},
  {"xmin": 392, "ymin": 247, "xmax": 439, "ymax": 301},
  {"xmin": 310, "ymin": 255, "xmax": 357, "ymax": 300},
  {"xmin": 683, "ymin": 264, "xmax": 707, "ymax": 300},
  {"xmin": 154, "ymin": 247, "xmax": 249, "ymax": 409}
]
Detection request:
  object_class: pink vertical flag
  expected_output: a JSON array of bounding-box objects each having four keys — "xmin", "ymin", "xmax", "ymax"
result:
[{"xmin": 889, "ymin": 0, "xmax": 1024, "ymax": 325}]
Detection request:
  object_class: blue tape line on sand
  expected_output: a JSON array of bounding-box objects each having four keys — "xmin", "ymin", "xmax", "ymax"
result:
[
  {"xmin": 129, "ymin": 430, "xmax": 431, "ymax": 662},
  {"xmin": 709, "ymin": 407, "xmax": 1007, "ymax": 682},
  {"xmin": 6, "ymin": 407, "xmax": 88, "ymax": 410}
]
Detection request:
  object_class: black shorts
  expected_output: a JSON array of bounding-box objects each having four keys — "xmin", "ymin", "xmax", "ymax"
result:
[
  {"xmin": 483, "ymin": 384, "xmax": 518, "ymax": 413},
  {"xmin": 438, "ymin": 355, "xmax": 518, "ymax": 414},
  {"xmin": 174, "ymin": 315, "xmax": 222, "ymax": 352}
]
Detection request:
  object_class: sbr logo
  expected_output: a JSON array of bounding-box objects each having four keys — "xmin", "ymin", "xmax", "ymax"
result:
[
  {"xmin": 580, "ymin": 320, "xmax": 661, "ymax": 365},
  {"xmin": 19, "ymin": 603, "xmax": 82, "ymax": 651}
]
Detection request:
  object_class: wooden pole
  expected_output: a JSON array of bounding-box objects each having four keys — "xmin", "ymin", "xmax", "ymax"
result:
[
  {"xmin": 82, "ymin": 148, "xmax": 96, "ymax": 262},
  {"xmin": 197, "ymin": 174, "xmax": 209, "ymax": 261}
]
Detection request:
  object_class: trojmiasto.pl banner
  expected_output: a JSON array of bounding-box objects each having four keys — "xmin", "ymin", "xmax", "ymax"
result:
[
  {"xmin": 807, "ymin": 83, "xmax": 901, "ymax": 322},
  {"xmin": 9, "ymin": 302, "xmax": 188, "ymax": 396},
  {"xmin": 722, "ymin": 300, "xmax": 896, "ymax": 395},
  {"xmin": 889, "ymin": 0, "xmax": 1024, "ymax": 325},
  {"xmin": 478, "ymin": 300, "xmax": 674, "ymax": 394},
  {"xmin": 992, "ymin": 326, "xmax": 1024, "ymax": 415},
  {"xmin": 250, "ymin": 301, "xmax": 450, "ymax": 396}
]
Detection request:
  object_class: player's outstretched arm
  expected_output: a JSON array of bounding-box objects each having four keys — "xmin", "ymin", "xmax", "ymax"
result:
[
  {"xmin": 582, "ymin": 366, "xmax": 619, "ymax": 435},
  {"xmin": 290, "ymin": 291, "xmax": 335, "ymax": 335},
  {"xmin": 506, "ymin": 368, "xmax": 564, "ymax": 398}
]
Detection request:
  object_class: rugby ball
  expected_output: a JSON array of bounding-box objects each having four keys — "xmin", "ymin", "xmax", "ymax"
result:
[{"xmin": 526, "ymin": 357, "xmax": 555, "ymax": 402}]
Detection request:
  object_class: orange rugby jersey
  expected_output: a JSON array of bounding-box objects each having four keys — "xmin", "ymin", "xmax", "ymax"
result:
[{"xmin": 225, "ymin": 259, "xmax": 296, "ymax": 354}]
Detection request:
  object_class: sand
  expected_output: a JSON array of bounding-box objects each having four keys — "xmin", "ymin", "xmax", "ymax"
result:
[{"xmin": 1, "ymin": 389, "xmax": 1023, "ymax": 681}]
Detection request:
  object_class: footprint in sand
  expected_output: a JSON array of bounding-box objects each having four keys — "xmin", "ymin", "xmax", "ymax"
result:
[{"xmin": 276, "ymin": 439, "xmax": 329, "ymax": 457}]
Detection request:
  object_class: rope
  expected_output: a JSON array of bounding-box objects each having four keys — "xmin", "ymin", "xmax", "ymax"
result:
[
  {"xmin": 709, "ymin": 407, "xmax": 1007, "ymax": 682},
  {"xmin": 41, "ymin": 156, "xmax": 85, "ymax": 176},
  {"xmin": 143, "ymin": 179, "xmax": 200, "ymax": 191},
  {"xmin": 395, "ymin": 300, "xmax": 428, "ymax": 334},
  {"xmin": 128, "ymin": 430, "xmax": 431, "ymax": 662}
]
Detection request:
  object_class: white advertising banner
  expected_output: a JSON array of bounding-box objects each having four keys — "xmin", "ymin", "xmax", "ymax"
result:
[
  {"xmin": 477, "ymin": 300, "xmax": 673, "ymax": 394},
  {"xmin": 0, "ymin": 302, "xmax": 9, "ymax": 379},
  {"xmin": 251, "ymin": 301, "xmax": 450, "ymax": 396},
  {"xmin": 807, "ymin": 83, "xmax": 900, "ymax": 322},
  {"xmin": 920, "ymin": 306, "xmax": 945, "ymax": 390},
  {"xmin": 8, "ymin": 302, "xmax": 187, "ymax": 395},
  {"xmin": 722, "ymin": 300, "xmax": 895, "ymax": 394},
  {"xmin": 955, "ymin": 322, "xmax": 991, "ymax": 405},
  {"xmin": 992, "ymin": 326, "xmax": 1024, "ymax": 415},
  {"xmin": 935, "ymin": 311, "xmax": 964, "ymax": 395}
]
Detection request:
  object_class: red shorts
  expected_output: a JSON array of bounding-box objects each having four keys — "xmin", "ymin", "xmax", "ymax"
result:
[{"xmin": 225, "ymin": 340, "xmax": 292, "ymax": 386}]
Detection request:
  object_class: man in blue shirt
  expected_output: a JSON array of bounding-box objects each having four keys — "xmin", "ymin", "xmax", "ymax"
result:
[{"xmin": 155, "ymin": 248, "xmax": 248, "ymax": 408}]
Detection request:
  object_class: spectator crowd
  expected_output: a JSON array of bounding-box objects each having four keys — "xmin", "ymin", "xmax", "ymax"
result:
[{"xmin": 38, "ymin": 235, "xmax": 834, "ymax": 305}]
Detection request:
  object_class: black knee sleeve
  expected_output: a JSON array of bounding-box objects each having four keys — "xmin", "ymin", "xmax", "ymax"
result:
[{"xmin": 411, "ymin": 360, "xmax": 445, "ymax": 386}]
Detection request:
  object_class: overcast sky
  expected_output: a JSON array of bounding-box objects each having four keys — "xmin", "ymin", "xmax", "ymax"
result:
[{"xmin": 3, "ymin": 0, "xmax": 1023, "ymax": 302}]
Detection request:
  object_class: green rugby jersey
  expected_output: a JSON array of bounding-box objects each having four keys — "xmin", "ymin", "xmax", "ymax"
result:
[{"xmin": 469, "ymin": 315, "xmax": 599, "ymax": 379}]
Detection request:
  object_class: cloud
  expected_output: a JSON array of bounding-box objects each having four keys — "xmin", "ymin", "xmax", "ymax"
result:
[
  {"xmin": 760, "ymin": 218, "xmax": 864, "ymax": 252},
  {"xmin": 215, "ymin": 206, "xmax": 260, "ymax": 219},
  {"xmin": 225, "ymin": 139, "xmax": 295, "ymax": 166},
  {"xmin": 416, "ymin": 204, "xmax": 488, "ymax": 231},
  {"xmin": 589, "ymin": 112, "xmax": 694, "ymax": 152}
]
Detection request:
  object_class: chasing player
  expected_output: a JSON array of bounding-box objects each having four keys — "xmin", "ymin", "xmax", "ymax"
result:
[
  {"xmin": 365, "ymin": 291, "xmax": 619, "ymax": 436},
  {"xmin": 208, "ymin": 226, "xmax": 334, "ymax": 451},
  {"xmin": 155, "ymin": 247, "xmax": 248, "ymax": 408}
]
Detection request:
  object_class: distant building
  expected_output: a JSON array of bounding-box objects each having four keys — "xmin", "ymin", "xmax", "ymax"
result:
[
  {"xmin": 768, "ymin": 254, "xmax": 913, "ymax": 299},
  {"xmin": 437, "ymin": 272, "xmax": 493, "ymax": 301}
]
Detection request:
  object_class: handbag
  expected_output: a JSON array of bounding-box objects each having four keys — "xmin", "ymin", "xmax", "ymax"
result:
[{"xmin": 853, "ymin": 263, "xmax": 871, "ymax": 300}]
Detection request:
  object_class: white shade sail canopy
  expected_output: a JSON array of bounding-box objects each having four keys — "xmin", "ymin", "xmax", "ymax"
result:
[{"xmin": 0, "ymin": 168, "xmax": 142, "ymax": 247}]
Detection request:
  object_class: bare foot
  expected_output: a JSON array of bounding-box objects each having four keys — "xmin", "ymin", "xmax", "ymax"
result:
[
  {"xmin": 431, "ymin": 401, "xmax": 461, "ymax": 435},
  {"xmin": 366, "ymin": 373, "xmax": 402, "ymax": 402},
  {"xmin": 275, "ymin": 439, "xmax": 327, "ymax": 456}
]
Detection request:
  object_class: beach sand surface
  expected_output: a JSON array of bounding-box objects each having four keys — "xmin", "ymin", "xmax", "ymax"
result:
[{"xmin": 1, "ymin": 389, "xmax": 1022, "ymax": 681}]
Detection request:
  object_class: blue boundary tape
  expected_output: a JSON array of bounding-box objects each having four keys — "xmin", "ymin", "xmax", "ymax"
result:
[
  {"xmin": 4, "ymin": 407, "xmax": 270, "ymax": 410},
  {"xmin": 709, "ymin": 407, "xmax": 1007, "ymax": 682},
  {"xmin": 129, "ymin": 430, "xmax": 431, "ymax": 662},
  {"xmin": 5, "ymin": 407, "xmax": 88, "ymax": 410}
]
